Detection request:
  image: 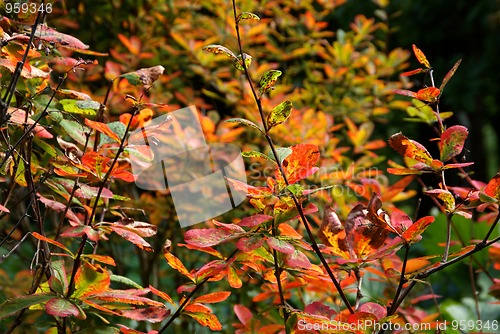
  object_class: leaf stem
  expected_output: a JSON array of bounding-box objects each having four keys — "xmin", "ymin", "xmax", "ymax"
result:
[{"xmin": 231, "ymin": 0, "xmax": 354, "ymax": 315}]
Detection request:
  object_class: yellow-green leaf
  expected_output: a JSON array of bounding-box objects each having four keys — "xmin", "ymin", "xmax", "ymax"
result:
[{"xmin": 267, "ymin": 100, "xmax": 292, "ymax": 129}]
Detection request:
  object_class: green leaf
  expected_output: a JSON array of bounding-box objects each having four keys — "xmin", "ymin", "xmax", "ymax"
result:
[
  {"xmin": 267, "ymin": 100, "xmax": 292, "ymax": 129},
  {"xmin": 274, "ymin": 147, "xmax": 293, "ymax": 165},
  {"xmin": 59, "ymin": 99, "xmax": 100, "ymax": 116},
  {"xmin": 110, "ymin": 274, "xmax": 143, "ymax": 289},
  {"xmin": 234, "ymin": 53, "xmax": 252, "ymax": 71},
  {"xmin": 241, "ymin": 150, "xmax": 276, "ymax": 163},
  {"xmin": 34, "ymin": 137, "xmax": 58, "ymax": 157},
  {"xmin": 259, "ymin": 70, "xmax": 282, "ymax": 95},
  {"xmin": 286, "ymin": 184, "xmax": 304, "ymax": 197},
  {"xmin": 0, "ymin": 293, "xmax": 53, "ymax": 319},
  {"xmin": 202, "ymin": 44, "xmax": 237, "ymax": 60},
  {"xmin": 236, "ymin": 12, "xmax": 260, "ymax": 23},
  {"xmin": 225, "ymin": 118, "xmax": 264, "ymax": 134},
  {"xmin": 60, "ymin": 119, "xmax": 90, "ymax": 146}
]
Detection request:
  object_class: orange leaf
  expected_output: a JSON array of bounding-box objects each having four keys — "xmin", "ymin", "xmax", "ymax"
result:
[
  {"xmin": 73, "ymin": 262, "xmax": 110, "ymax": 298},
  {"xmin": 31, "ymin": 232, "xmax": 72, "ymax": 255},
  {"xmin": 84, "ymin": 118, "xmax": 121, "ymax": 142},
  {"xmin": 193, "ymin": 291, "xmax": 231, "ymax": 304},
  {"xmin": 163, "ymin": 252, "xmax": 195, "ymax": 282},
  {"xmin": 412, "ymin": 44, "xmax": 431, "ymax": 69},
  {"xmin": 184, "ymin": 304, "xmax": 222, "ymax": 331},
  {"xmin": 318, "ymin": 206, "xmax": 350, "ymax": 259}
]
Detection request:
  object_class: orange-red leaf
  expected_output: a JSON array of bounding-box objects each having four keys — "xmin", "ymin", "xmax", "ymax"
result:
[
  {"xmin": 45, "ymin": 298, "xmax": 81, "ymax": 318},
  {"xmin": 278, "ymin": 143, "xmax": 320, "ymax": 185},
  {"xmin": 402, "ymin": 216, "xmax": 435, "ymax": 243},
  {"xmin": 484, "ymin": 173, "xmax": 500, "ymax": 200},
  {"xmin": 149, "ymin": 285, "xmax": 176, "ymax": 306},
  {"xmin": 266, "ymin": 237, "xmax": 295, "ymax": 254},
  {"xmin": 415, "ymin": 87, "xmax": 440, "ymax": 102},
  {"xmin": 388, "ymin": 133, "xmax": 433, "ymax": 166},
  {"xmin": 184, "ymin": 304, "xmax": 222, "ymax": 331}
]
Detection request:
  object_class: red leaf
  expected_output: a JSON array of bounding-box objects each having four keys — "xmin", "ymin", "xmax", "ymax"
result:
[
  {"xmin": 0, "ymin": 204, "xmax": 10, "ymax": 213},
  {"xmin": 45, "ymin": 298, "xmax": 81, "ymax": 318},
  {"xmin": 440, "ymin": 59, "xmax": 462, "ymax": 91},
  {"xmin": 440, "ymin": 125, "xmax": 468, "ymax": 162},
  {"xmin": 401, "ymin": 68, "xmax": 426, "ymax": 77},
  {"xmin": 193, "ymin": 291, "xmax": 231, "ymax": 304},
  {"xmin": 61, "ymin": 225, "xmax": 100, "ymax": 242},
  {"xmin": 7, "ymin": 107, "xmax": 53, "ymax": 138},
  {"xmin": 114, "ymin": 219, "xmax": 157, "ymax": 237},
  {"xmin": 402, "ymin": 216, "xmax": 435, "ymax": 243},
  {"xmin": 109, "ymin": 225, "xmax": 153, "ymax": 251},
  {"xmin": 184, "ymin": 228, "xmax": 243, "ymax": 247},
  {"xmin": 234, "ymin": 304, "xmax": 253, "ymax": 325},
  {"xmin": 91, "ymin": 290, "xmax": 164, "ymax": 307},
  {"xmin": 393, "ymin": 89, "xmax": 418, "ymax": 99},
  {"xmin": 85, "ymin": 118, "xmax": 121, "ymax": 142},
  {"xmin": 358, "ymin": 302, "xmax": 386, "ymax": 320},
  {"xmin": 304, "ymin": 301, "xmax": 337, "ymax": 318},
  {"xmin": 236, "ymin": 236, "xmax": 264, "ymax": 252},
  {"xmin": 35, "ymin": 25, "xmax": 89, "ymax": 49},
  {"xmin": 266, "ymin": 237, "xmax": 295, "ymax": 254},
  {"xmin": 284, "ymin": 250, "xmax": 311, "ymax": 269},
  {"xmin": 119, "ymin": 307, "xmax": 170, "ymax": 323},
  {"xmin": 484, "ymin": 173, "xmax": 500, "ymax": 200},
  {"xmin": 238, "ymin": 214, "xmax": 273, "ymax": 227}
]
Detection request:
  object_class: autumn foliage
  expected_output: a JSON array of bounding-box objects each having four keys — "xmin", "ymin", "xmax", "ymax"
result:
[{"xmin": 1, "ymin": 1, "xmax": 499, "ymax": 333}]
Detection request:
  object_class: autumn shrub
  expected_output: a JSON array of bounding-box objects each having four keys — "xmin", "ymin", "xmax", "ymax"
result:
[{"xmin": 1, "ymin": 1, "xmax": 499, "ymax": 333}]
